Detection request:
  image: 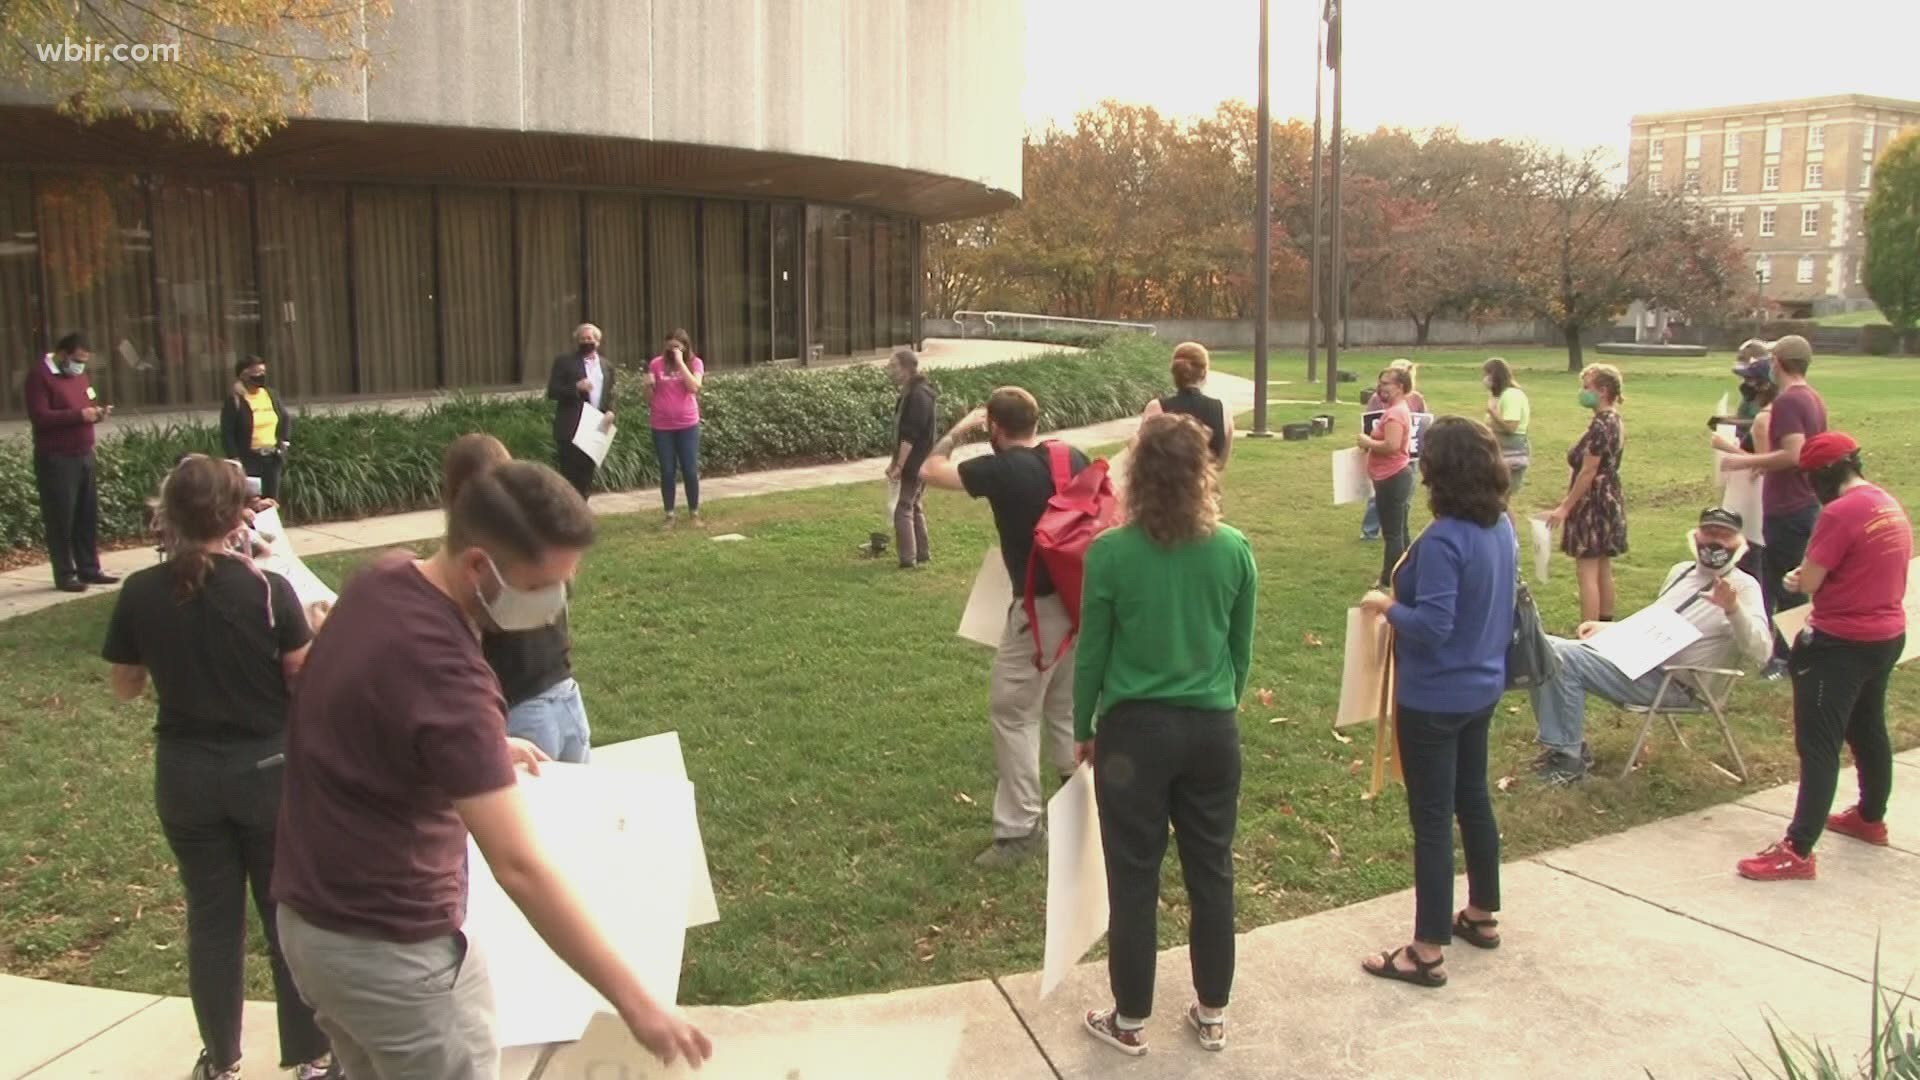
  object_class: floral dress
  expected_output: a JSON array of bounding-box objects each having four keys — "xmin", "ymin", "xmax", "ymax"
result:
[{"xmin": 1562, "ymin": 409, "xmax": 1627, "ymax": 558}]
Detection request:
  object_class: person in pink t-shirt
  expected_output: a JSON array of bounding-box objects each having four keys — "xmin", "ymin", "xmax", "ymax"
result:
[
  {"xmin": 1739, "ymin": 432, "xmax": 1912, "ymax": 883},
  {"xmin": 646, "ymin": 329, "xmax": 706, "ymax": 527},
  {"xmin": 1357, "ymin": 366, "xmax": 1415, "ymax": 589}
]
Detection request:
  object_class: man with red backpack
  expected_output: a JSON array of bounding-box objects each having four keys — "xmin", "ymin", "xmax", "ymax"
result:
[{"xmin": 923, "ymin": 387, "xmax": 1117, "ymax": 867}]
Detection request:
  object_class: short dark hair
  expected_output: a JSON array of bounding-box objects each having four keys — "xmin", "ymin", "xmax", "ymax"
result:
[
  {"xmin": 986, "ymin": 386, "xmax": 1040, "ymax": 439},
  {"xmin": 235, "ymin": 355, "xmax": 265, "ymax": 377},
  {"xmin": 1419, "ymin": 416, "xmax": 1509, "ymax": 527},
  {"xmin": 56, "ymin": 332, "xmax": 88, "ymax": 353},
  {"xmin": 890, "ymin": 348, "xmax": 919, "ymax": 374},
  {"xmin": 447, "ymin": 462, "xmax": 595, "ymax": 564}
]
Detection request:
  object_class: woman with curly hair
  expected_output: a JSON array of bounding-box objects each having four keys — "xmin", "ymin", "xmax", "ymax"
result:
[{"xmin": 1072, "ymin": 413, "xmax": 1258, "ymax": 1057}]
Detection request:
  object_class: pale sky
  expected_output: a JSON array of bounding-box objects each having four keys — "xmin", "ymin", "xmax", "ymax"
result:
[{"xmin": 1023, "ymin": 0, "xmax": 1920, "ymax": 155}]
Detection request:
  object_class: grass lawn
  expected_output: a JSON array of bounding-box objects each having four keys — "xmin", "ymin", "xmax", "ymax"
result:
[
  {"xmin": 2, "ymin": 344, "xmax": 1918, "ymax": 1006},
  {"xmin": 1815, "ymin": 307, "xmax": 1889, "ymax": 328}
]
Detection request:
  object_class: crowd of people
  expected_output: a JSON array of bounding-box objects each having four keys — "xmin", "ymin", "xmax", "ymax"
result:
[{"xmin": 18, "ymin": 325, "xmax": 1907, "ymax": 1071}]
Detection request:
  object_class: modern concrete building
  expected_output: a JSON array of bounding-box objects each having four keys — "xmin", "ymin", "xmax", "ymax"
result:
[
  {"xmin": 1627, "ymin": 94, "xmax": 1920, "ymax": 315},
  {"xmin": 0, "ymin": 0, "xmax": 1023, "ymax": 418}
]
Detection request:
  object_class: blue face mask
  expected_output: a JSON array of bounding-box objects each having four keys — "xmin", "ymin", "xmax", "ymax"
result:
[{"xmin": 64, "ymin": 359, "xmax": 86, "ymax": 376}]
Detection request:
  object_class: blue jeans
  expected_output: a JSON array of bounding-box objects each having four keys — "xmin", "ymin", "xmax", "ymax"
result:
[
  {"xmin": 1528, "ymin": 637, "xmax": 1689, "ymax": 753},
  {"xmin": 1361, "ymin": 495, "xmax": 1380, "ymax": 539},
  {"xmin": 506, "ymin": 678, "xmax": 591, "ymax": 764},
  {"xmin": 653, "ymin": 425, "xmax": 701, "ymax": 513},
  {"xmin": 1396, "ymin": 703, "xmax": 1500, "ymax": 944}
]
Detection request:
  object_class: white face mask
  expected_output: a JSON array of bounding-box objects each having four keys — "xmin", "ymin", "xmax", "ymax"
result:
[
  {"xmin": 477, "ymin": 555, "xmax": 567, "ymax": 632},
  {"xmin": 65, "ymin": 359, "xmax": 86, "ymax": 376}
]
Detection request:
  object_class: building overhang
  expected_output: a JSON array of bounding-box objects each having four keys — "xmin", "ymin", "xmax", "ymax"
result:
[{"xmin": 0, "ymin": 106, "xmax": 1018, "ymax": 222}]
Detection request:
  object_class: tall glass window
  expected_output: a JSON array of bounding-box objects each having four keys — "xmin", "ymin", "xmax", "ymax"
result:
[
  {"xmin": 257, "ymin": 181, "xmax": 352, "ymax": 399},
  {"xmin": 0, "ymin": 172, "xmax": 43, "ymax": 417},
  {"xmin": 153, "ymin": 177, "xmax": 259, "ymax": 404},
  {"xmin": 516, "ymin": 190, "xmax": 583, "ymax": 385},
  {"xmin": 38, "ymin": 174, "xmax": 161, "ymax": 408},
  {"xmin": 648, "ymin": 198, "xmax": 699, "ymax": 357},
  {"xmin": 585, "ymin": 193, "xmax": 648, "ymax": 364},
  {"xmin": 701, "ymin": 200, "xmax": 749, "ymax": 368},
  {"xmin": 850, "ymin": 213, "xmax": 875, "ymax": 354},
  {"xmin": 438, "ymin": 188, "xmax": 514, "ymax": 387},
  {"xmin": 350, "ymin": 186, "xmax": 436, "ymax": 393}
]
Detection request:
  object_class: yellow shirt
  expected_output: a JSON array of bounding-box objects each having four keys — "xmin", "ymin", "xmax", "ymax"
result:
[{"xmin": 246, "ymin": 388, "xmax": 278, "ymax": 450}]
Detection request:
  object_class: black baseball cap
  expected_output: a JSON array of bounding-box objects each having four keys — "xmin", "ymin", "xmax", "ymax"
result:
[{"xmin": 1698, "ymin": 507, "xmax": 1743, "ymax": 532}]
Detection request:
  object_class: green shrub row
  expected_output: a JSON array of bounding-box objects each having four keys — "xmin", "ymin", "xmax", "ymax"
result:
[{"xmin": 0, "ymin": 337, "xmax": 1170, "ymax": 556}]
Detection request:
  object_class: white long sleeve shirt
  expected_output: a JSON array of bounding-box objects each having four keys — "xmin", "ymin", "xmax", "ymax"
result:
[{"xmin": 1651, "ymin": 560, "xmax": 1773, "ymax": 680}]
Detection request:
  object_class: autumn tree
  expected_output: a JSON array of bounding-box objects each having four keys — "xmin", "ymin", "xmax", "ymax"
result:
[
  {"xmin": 1864, "ymin": 129, "xmax": 1920, "ymax": 330},
  {"xmin": 3, "ymin": 0, "xmax": 388, "ymax": 152}
]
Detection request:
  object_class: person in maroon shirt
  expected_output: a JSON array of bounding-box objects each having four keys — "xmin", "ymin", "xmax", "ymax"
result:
[
  {"xmin": 24, "ymin": 332, "xmax": 117, "ymax": 592},
  {"xmin": 1720, "ymin": 335, "xmax": 1827, "ymax": 676},
  {"xmin": 1738, "ymin": 433, "xmax": 1911, "ymax": 882},
  {"xmin": 272, "ymin": 462, "xmax": 710, "ymax": 1078}
]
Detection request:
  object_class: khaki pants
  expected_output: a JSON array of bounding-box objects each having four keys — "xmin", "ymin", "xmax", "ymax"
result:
[
  {"xmin": 990, "ymin": 593, "xmax": 1078, "ymax": 838},
  {"xmin": 278, "ymin": 906, "xmax": 499, "ymax": 1080}
]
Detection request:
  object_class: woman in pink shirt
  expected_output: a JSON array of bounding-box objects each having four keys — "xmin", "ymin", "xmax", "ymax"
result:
[
  {"xmin": 1357, "ymin": 366, "xmax": 1415, "ymax": 589},
  {"xmin": 647, "ymin": 329, "xmax": 706, "ymax": 526}
]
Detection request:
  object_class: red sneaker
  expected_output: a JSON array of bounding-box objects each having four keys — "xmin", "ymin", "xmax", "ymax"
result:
[
  {"xmin": 1826, "ymin": 805, "xmax": 1890, "ymax": 847},
  {"xmin": 1737, "ymin": 840, "xmax": 1817, "ymax": 881}
]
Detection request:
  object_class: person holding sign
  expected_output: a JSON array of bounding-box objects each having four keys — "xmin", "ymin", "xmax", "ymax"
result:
[
  {"xmin": 99, "ymin": 456, "xmax": 337, "ymax": 1080},
  {"xmin": 1719, "ymin": 335, "xmax": 1828, "ymax": 677},
  {"xmin": 273, "ymin": 463, "xmax": 709, "ymax": 1077},
  {"xmin": 547, "ymin": 323, "xmax": 616, "ymax": 499},
  {"xmin": 921, "ymin": 388, "xmax": 1091, "ymax": 868},
  {"xmin": 1357, "ymin": 418, "xmax": 1514, "ymax": 990},
  {"xmin": 1070, "ymin": 414, "xmax": 1256, "ymax": 1056},
  {"xmin": 1357, "ymin": 366, "xmax": 1417, "ymax": 590},
  {"xmin": 1528, "ymin": 508, "xmax": 1770, "ymax": 784},
  {"xmin": 1546, "ymin": 364, "xmax": 1628, "ymax": 624},
  {"xmin": 1738, "ymin": 433, "xmax": 1911, "ymax": 882},
  {"xmin": 647, "ymin": 330, "xmax": 706, "ymax": 527},
  {"xmin": 1359, "ymin": 359, "xmax": 1424, "ymax": 540}
]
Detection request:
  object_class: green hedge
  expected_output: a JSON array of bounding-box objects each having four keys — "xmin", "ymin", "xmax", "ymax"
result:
[{"xmin": 0, "ymin": 337, "xmax": 1168, "ymax": 556}]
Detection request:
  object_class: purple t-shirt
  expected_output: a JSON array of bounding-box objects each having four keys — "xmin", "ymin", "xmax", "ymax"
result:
[
  {"xmin": 1764, "ymin": 384, "xmax": 1827, "ymax": 515},
  {"xmin": 648, "ymin": 354, "xmax": 704, "ymax": 431}
]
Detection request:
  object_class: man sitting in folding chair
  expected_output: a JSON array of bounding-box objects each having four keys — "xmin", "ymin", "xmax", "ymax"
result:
[{"xmin": 1530, "ymin": 507, "xmax": 1771, "ymax": 784}]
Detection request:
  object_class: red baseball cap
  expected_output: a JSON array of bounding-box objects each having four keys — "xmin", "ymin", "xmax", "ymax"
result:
[{"xmin": 1798, "ymin": 432, "xmax": 1859, "ymax": 471}]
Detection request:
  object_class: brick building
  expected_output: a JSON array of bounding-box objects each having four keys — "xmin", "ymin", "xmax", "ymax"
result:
[{"xmin": 1627, "ymin": 95, "xmax": 1920, "ymax": 314}]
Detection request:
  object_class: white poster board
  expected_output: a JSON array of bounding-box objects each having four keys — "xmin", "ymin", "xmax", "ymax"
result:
[
  {"xmin": 249, "ymin": 507, "xmax": 337, "ymax": 608},
  {"xmin": 590, "ymin": 732, "xmax": 721, "ymax": 928},
  {"xmin": 958, "ymin": 547, "xmax": 1012, "ymax": 647},
  {"xmin": 1041, "ymin": 764, "xmax": 1107, "ymax": 998},
  {"xmin": 1331, "ymin": 448, "xmax": 1370, "ymax": 506},
  {"xmin": 1721, "ymin": 471, "xmax": 1765, "ymax": 546},
  {"xmin": 573, "ymin": 403, "xmax": 617, "ymax": 466},
  {"xmin": 465, "ymin": 763, "xmax": 697, "ymax": 1049},
  {"xmin": 1583, "ymin": 606, "xmax": 1704, "ymax": 681},
  {"xmin": 886, "ymin": 477, "xmax": 902, "ymax": 519},
  {"xmin": 1775, "ymin": 557, "xmax": 1920, "ymax": 666},
  {"xmin": 1336, "ymin": 607, "xmax": 1390, "ymax": 728},
  {"xmin": 1529, "ymin": 515, "xmax": 1554, "ymax": 584}
]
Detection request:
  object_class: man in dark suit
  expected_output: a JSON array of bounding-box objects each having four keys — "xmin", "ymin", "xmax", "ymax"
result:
[{"xmin": 547, "ymin": 323, "xmax": 616, "ymax": 498}]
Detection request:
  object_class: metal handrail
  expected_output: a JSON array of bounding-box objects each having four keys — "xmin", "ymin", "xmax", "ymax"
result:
[{"xmin": 950, "ymin": 310, "xmax": 1157, "ymax": 338}]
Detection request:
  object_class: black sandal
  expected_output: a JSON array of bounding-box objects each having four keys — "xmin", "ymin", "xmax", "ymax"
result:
[
  {"xmin": 1363, "ymin": 946, "xmax": 1447, "ymax": 988},
  {"xmin": 1454, "ymin": 910, "xmax": 1501, "ymax": 950}
]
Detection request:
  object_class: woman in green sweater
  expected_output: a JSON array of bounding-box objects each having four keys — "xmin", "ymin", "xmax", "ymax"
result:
[{"xmin": 1074, "ymin": 414, "xmax": 1258, "ymax": 1058}]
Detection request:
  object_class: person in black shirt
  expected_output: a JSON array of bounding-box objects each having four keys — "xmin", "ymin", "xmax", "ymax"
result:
[
  {"xmin": 923, "ymin": 386, "xmax": 1090, "ymax": 867},
  {"xmin": 547, "ymin": 323, "xmax": 617, "ymax": 499},
  {"xmin": 100, "ymin": 455, "xmax": 336, "ymax": 1080},
  {"xmin": 443, "ymin": 433, "xmax": 592, "ymax": 763},
  {"xmin": 1141, "ymin": 341, "xmax": 1232, "ymax": 467},
  {"xmin": 886, "ymin": 348, "xmax": 939, "ymax": 568}
]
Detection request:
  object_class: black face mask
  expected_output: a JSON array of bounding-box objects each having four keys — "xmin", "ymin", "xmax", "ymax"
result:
[
  {"xmin": 1812, "ymin": 472, "xmax": 1848, "ymax": 505},
  {"xmin": 1737, "ymin": 382, "xmax": 1758, "ymax": 400},
  {"xmin": 1696, "ymin": 543, "xmax": 1735, "ymax": 572},
  {"xmin": 577, "ymin": 342, "xmax": 596, "ymax": 356},
  {"xmin": 245, "ymin": 373, "xmax": 267, "ymax": 389}
]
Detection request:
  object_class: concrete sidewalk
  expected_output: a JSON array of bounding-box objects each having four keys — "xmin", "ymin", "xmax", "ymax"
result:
[
  {"xmin": 2, "ymin": 365, "xmax": 1254, "ymax": 625},
  {"xmin": 10, "ymin": 753, "xmax": 1917, "ymax": 1077}
]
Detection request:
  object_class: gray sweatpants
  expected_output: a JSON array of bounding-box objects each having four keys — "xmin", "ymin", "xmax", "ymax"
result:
[
  {"xmin": 278, "ymin": 905, "xmax": 499, "ymax": 1080},
  {"xmin": 990, "ymin": 593, "xmax": 1079, "ymax": 839}
]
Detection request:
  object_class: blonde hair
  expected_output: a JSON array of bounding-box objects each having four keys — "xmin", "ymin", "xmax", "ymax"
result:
[
  {"xmin": 1388, "ymin": 357, "xmax": 1418, "ymax": 390},
  {"xmin": 1170, "ymin": 341, "xmax": 1210, "ymax": 389},
  {"xmin": 574, "ymin": 323, "xmax": 603, "ymax": 346},
  {"xmin": 1126, "ymin": 414, "xmax": 1219, "ymax": 548},
  {"xmin": 442, "ymin": 433, "xmax": 512, "ymax": 508},
  {"xmin": 1580, "ymin": 363, "xmax": 1624, "ymax": 403}
]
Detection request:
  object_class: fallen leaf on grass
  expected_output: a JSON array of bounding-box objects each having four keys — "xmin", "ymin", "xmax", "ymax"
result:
[
  {"xmin": 1269, "ymin": 716, "xmax": 1292, "ymax": 724},
  {"xmin": 954, "ymin": 792, "xmax": 975, "ymax": 805},
  {"xmin": 1709, "ymin": 761, "xmax": 1742, "ymax": 784},
  {"xmin": 1331, "ymin": 729, "xmax": 1353, "ymax": 745},
  {"xmin": 1302, "ymin": 632, "xmax": 1324, "ymax": 648},
  {"xmin": 1257, "ymin": 688, "xmax": 1275, "ymax": 707},
  {"xmin": 1317, "ymin": 828, "xmax": 1343, "ymax": 862},
  {"xmin": 1496, "ymin": 775, "xmax": 1516, "ymax": 792}
]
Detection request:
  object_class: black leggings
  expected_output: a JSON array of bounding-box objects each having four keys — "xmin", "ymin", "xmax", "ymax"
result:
[
  {"xmin": 1786, "ymin": 631, "xmax": 1902, "ymax": 854},
  {"xmin": 1397, "ymin": 702, "xmax": 1501, "ymax": 944},
  {"xmin": 1094, "ymin": 702, "xmax": 1241, "ymax": 1020},
  {"xmin": 156, "ymin": 740, "xmax": 328, "ymax": 1070}
]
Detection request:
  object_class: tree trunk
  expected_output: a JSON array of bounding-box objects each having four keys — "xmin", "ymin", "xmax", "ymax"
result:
[
  {"xmin": 1414, "ymin": 315, "xmax": 1432, "ymax": 346},
  {"xmin": 1564, "ymin": 322, "xmax": 1584, "ymax": 372}
]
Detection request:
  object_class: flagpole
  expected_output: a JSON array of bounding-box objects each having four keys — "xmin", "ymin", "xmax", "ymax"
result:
[
  {"xmin": 1308, "ymin": 2, "xmax": 1325, "ymax": 385},
  {"xmin": 1251, "ymin": 0, "xmax": 1273, "ymax": 437},
  {"xmin": 1324, "ymin": 0, "xmax": 1343, "ymax": 404}
]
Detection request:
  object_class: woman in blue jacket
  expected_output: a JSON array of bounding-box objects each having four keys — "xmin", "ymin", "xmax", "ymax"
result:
[{"xmin": 1357, "ymin": 416, "xmax": 1516, "ymax": 989}]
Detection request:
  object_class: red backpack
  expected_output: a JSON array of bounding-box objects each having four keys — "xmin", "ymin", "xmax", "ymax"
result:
[{"xmin": 1025, "ymin": 441, "xmax": 1121, "ymax": 669}]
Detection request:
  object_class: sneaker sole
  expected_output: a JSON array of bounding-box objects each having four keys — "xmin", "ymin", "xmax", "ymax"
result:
[
  {"xmin": 1737, "ymin": 866, "xmax": 1816, "ymax": 881},
  {"xmin": 1828, "ymin": 827, "xmax": 1890, "ymax": 847}
]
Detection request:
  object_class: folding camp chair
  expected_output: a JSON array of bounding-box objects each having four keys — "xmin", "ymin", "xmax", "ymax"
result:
[{"xmin": 1619, "ymin": 665, "xmax": 1748, "ymax": 781}]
